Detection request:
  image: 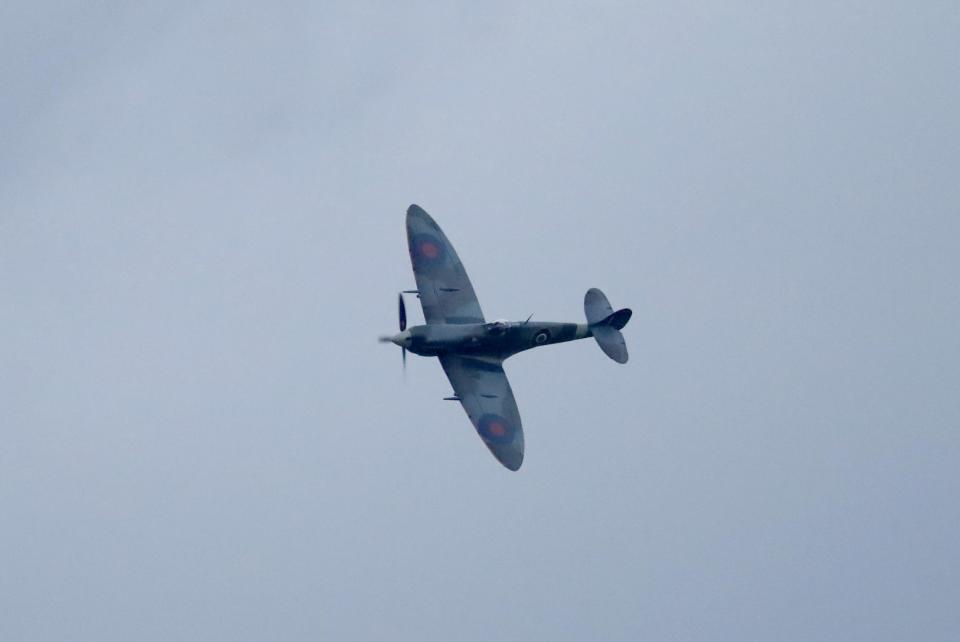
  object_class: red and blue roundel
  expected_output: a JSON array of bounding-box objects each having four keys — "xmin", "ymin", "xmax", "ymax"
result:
[
  {"xmin": 478, "ymin": 413, "xmax": 515, "ymax": 445},
  {"xmin": 410, "ymin": 233, "xmax": 445, "ymax": 271}
]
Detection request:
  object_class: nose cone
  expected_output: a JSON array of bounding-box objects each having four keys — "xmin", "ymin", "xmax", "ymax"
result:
[{"xmin": 391, "ymin": 330, "xmax": 412, "ymax": 347}]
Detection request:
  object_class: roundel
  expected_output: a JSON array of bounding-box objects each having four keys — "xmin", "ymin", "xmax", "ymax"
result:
[
  {"xmin": 532, "ymin": 329, "xmax": 551, "ymax": 346},
  {"xmin": 410, "ymin": 233, "xmax": 445, "ymax": 271},
  {"xmin": 477, "ymin": 413, "xmax": 515, "ymax": 445}
]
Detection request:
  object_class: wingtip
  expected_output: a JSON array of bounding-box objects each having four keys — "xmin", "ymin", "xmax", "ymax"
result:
[
  {"xmin": 406, "ymin": 204, "xmax": 441, "ymax": 232},
  {"xmin": 495, "ymin": 447, "xmax": 524, "ymax": 471}
]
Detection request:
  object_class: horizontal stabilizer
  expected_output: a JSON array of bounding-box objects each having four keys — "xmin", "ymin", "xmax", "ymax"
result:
[
  {"xmin": 584, "ymin": 287, "xmax": 615, "ymax": 325},
  {"xmin": 592, "ymin": 326, "xmax": 629, "ymax": 363},
  {"xmin": 584, "ymin": 288, "xmax": 630, "ymax": 364}
]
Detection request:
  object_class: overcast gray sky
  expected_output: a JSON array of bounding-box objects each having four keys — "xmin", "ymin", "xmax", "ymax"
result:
[{"xmin": 2, "ymin": 2, "xmax": 959, "ymax": 641}]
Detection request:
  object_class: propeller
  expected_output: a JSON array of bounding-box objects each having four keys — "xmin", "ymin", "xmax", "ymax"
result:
[
  {"xmin": 398, "ymin": 293, "xmax": 407, "ymax": 372},
  {"xmin": 380, "ymin": 293, "xmax": 410, "ymax": 374}
]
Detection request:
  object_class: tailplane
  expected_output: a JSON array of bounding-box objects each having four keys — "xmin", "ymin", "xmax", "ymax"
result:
[{"xmin": 584, "ymin": 288, "xmax": 631, "ymax": 364}]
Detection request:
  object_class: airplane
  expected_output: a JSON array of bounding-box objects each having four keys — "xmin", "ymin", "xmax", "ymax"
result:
[{"xmin": 380, "ymin": 204, "xmax": 632, "ymax": 471}]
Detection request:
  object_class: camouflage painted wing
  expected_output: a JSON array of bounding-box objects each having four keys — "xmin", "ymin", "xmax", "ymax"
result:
[
  {"xmin": 406, "ymin": 204, "xmax": 485, "ymax": 325},
  {"xmin": 439, "ymin": 355, "xmax": 524, "ymax": 471}
]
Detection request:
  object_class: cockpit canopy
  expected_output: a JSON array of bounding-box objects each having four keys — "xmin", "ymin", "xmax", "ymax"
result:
[{"xmin": 486, "ymin": 319, "xmax": 511, "ymax": 334}]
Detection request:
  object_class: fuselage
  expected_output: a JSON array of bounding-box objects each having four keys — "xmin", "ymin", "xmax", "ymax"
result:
[{"xmin": 389, "ymin": 320, "xmax": 592, "ymax": 360}]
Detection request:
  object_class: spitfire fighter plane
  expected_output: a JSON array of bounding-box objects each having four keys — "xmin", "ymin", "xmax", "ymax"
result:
[{"xmin": 381, "ymin": 204, "xmax": 632, "ymax": 471}]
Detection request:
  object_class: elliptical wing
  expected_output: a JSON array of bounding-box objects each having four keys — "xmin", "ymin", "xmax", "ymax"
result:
[
  {"xmin": 406, "ymin": 205, "xmax": 485, "ymax": 325},
  {"xmin": 439, "ymin": 355, "xmax": 524, "ymax": 471}
]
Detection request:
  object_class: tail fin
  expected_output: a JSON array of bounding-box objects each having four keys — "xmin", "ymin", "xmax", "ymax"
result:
[{"xmin": 584, "ymin": 288, "xmax": 631, "ymax": 364}]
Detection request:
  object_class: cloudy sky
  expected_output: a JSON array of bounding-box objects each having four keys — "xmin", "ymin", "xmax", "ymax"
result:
[{"xmin": 2, "ymin": 2, "xmax": 958, "ymax": 640}]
